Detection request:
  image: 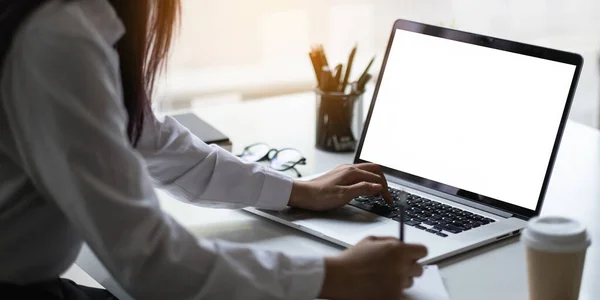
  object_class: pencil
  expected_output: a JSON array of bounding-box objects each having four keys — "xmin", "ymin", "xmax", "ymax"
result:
[
  {"xmin": 318, "ymin": 44, "xmax": 330, "ymax": 69},
  {"xmin": 309, "ymin": 51, "xmax": 322, "ymax": 85},
  {"xmin": 341, "ymin": 45, "xmax": 357, "ymax": 93},
  {"xmin": 320, "ymin": 66, "xmax": 332, "ymax": 91},
  {"xmin": 333, "ymin": 64, "xmax": 343, "ymax": 92}
]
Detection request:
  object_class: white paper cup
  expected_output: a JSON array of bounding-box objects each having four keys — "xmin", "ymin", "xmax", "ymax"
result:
[{"xmin": 521, "ymin": 216, "xmax": 591, "ymax": 300}]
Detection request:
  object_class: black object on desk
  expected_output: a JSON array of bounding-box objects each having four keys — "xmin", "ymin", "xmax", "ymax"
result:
[
  {"xmin": 309, "ymin": 44, "xmax": 374, "ymax": 152},
  {"xmin": 315, "ymin": 87, "xmax": 364, "ymax": 152},
  {"xmin": 171, "ymin": 113, "xmax": 232, "ymax": 151}
]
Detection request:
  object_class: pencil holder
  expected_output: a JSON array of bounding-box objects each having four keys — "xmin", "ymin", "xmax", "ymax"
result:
[{"xmin": 315, "ymin": 84, "xmax": 364, "ymax": 152}]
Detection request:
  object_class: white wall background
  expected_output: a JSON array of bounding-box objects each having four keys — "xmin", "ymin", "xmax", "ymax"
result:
[{"xmin": 164, "ymin": 0, "xmax": 600, "ymax": 128}]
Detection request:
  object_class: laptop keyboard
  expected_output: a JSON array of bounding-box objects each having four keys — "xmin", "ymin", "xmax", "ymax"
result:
[{"xmin": 349, "ymin": 187, "xmax": 495, "ymax": 238}]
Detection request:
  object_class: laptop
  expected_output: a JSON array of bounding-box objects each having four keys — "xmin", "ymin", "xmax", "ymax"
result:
[{"xmin": 246, "ymin": 19, "xmax": 582, "ymax": 263}]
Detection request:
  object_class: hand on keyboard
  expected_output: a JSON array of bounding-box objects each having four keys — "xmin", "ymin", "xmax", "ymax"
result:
[{"xmin": 287, "ymin": 163, "xmax": 393, "ymax": 211}]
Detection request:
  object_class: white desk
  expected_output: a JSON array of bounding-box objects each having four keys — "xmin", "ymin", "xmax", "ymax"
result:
[{"xmin": 76, "ymin": 92, "xmax": 600, "ymax": 300}]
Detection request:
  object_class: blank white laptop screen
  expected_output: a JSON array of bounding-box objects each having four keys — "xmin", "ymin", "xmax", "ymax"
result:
[{"xmin": 360, "ymin": 29, "xmax": 576, "ymax": 210}]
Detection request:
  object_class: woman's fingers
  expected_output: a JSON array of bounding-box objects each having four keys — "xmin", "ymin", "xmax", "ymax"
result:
[
  {"xmin": 406, "ymin": 263, "xmax": 425, "ymax": 277},
  {"xmin": 402, "ymin": 243, "xmax": 429, "ymax": 260},
  {"xmin": 342, "ymin": 164, "xmax": 393, "ymax": 203},
  {"xmin": 402, "ymin": 277, "xmax": 415, "ymax": 289},
  {"xmin": 342, "ymin": 167, "xmax": 386, "ymax": 187},
  {"xmin": 344, "ymin": 182, "xmax": 384, "ymax": 200}
]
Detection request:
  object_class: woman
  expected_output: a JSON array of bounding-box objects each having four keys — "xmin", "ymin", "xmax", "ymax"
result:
[{"xmin": 0, "ymin": 0, "xmax": 427, "ymax": 299}]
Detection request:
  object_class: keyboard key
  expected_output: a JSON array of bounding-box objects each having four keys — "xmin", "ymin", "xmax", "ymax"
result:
[
  {"xmin": 414, "ymin": 225, "xmax": 427, "ymax": 230},
  {"xmin": 370, "ymin": 206, "xmax": 393, "ymax": 217},
  {"xmin": 426, "ymin": 229, "xmax": 439, "ymax": 234},
  {"xmin": 352, "ymin": 202, "xmax": 373, "ymax": 211},
  {"xmin": 434, "ymin": 225, "xmax": 462, "ymax": 234},
  {"xmin": 452, "ymin": 221, "xmax": 465, "ymax": 227},
  {"xmin": 484, "ymin": 218, "xmax": 495, "ymax": 223},
  {"xmin": 423, "ymin": 220, "xmax": 438, "ymax": 226},
  {"xmin": 411, "ymin": 217, "xmax": 424, "ymax": 222},
  {"xmin": 436, "ymin": 232, "xmax": 448, "ymax": 237},
  {"xmin": 404, "ymin": 220, "xmax": 421, "ymax": 226},
  {"xmin": 447, "ymin": 223, "xmax": 466, "ymax": 231},
  {"xmin": 382, "ymin": 211, "xmax": 399, "ymax": 218}
]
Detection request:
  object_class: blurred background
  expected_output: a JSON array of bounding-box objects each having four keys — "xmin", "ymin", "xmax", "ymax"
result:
[{"xmin": 156, "ymin": 0, "xmax": 600, "ymax": 129}]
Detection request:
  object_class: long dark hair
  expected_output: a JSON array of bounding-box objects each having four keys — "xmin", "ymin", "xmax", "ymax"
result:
[{"xmin": 0, "ymin": 0, "xmax": 181, "ymax": 146}]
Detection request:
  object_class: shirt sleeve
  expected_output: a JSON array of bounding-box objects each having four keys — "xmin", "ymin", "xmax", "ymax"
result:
[
  {"xmin": 1, "ymin": 23, "xmax": 323, "ymax": 300},
  {"xmin": 137, "ymin": 113, "xmax": 292, "ymax": 211}
]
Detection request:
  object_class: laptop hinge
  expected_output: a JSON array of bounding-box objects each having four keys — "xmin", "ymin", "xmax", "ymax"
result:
[{"xmin": 387, "ymin": 176, "xmax": 514, "ymax": 219}]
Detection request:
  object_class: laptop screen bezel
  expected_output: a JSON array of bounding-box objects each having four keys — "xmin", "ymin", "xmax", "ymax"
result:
[{"xmin": 353, "ymin": 19, "xmax": 583, "ymax": 220}]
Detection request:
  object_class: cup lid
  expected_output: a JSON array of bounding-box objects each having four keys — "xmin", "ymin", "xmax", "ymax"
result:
[{"xmin": 521, "ymin": 216, "xmax": 591, "ymax": 252}]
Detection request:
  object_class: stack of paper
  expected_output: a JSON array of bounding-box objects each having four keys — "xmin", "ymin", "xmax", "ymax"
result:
[{"xmin": 404, "ymin": 265, "xmax": 450, "ymax": 300}]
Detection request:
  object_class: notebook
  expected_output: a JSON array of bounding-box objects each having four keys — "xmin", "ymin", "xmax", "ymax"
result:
[{"xmin": 404, "ymin": 265, "xmax": 450, "ymax": 300}]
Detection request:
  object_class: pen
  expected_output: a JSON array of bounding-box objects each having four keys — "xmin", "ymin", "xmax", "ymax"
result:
[
  {"xmin": 357, "ymin": 56, "xmax": 375, "ymax": 87},
  {"xmin": 357, "ymin": 74, "xmax": 372, "ymax": 92},
  {"xmin": 398, "ymin": 193, "xmax": 407, "ymax": 242},
  {"xmin": 341, "ymin": 45, "xmax": 357, "ymax": 93}
]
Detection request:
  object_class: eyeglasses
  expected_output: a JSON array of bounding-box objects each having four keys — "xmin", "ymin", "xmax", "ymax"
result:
[{"xmin": 237, "ymin": 143, "xmax": 306, "ymax": 177}]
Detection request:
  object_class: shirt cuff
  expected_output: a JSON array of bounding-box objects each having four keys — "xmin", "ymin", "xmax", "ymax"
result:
[
  {"xmin": 254, "ymin": 166, "xmax": 293, "ymax": 211},
  {"xmin": 285, "ymin": 256, "xmax": 326, "ymax": 300}
]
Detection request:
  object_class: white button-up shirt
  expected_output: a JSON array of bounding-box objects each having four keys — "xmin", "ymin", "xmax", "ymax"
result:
[{"xmin": 0, "ymin": 0, "xmax": 324, "ymax": 299}]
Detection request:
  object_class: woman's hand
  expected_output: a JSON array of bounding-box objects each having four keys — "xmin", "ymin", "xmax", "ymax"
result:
[
  {"xmin": 288, "ymin": 163, "xmax": 393, "ymax": 211},
  {"xmin": 320, "ymin": 236, "xmax": 428, "ymax": 300}
]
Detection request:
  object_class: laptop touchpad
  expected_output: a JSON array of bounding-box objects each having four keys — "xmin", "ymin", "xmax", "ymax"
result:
[{"xmin": 290, "ymin": 206, "xmax": 387, "ymax": 238}]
